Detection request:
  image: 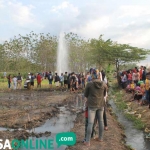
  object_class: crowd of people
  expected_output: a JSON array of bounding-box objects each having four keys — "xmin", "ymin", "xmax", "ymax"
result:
[
  {"xmin": 118, "ymin": 66, "xmax": 150, "ymax": 109},
  {"xmin": 6, "ymin": 69, "xmax": 107, "ymax": 91}
]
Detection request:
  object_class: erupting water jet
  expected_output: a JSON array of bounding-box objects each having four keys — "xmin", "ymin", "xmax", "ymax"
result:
[{"xmin": 57, "ymin": 33, "xmax": 69, "ymax": 75}]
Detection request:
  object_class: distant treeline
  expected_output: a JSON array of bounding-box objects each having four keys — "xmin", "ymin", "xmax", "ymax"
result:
[{"xmin": 0, "ymin": 32, "xmax": 149, "ymax": 73}]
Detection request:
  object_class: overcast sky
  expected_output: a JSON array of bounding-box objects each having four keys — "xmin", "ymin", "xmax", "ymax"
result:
[{"xmin": 0, "ymin": 0, "xmax": 150, "ymax": 66}]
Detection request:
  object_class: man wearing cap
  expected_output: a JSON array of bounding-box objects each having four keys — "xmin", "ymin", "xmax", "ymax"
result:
[{"xmin": 84, "ymin": 70, "xmax": 107, "ymax": 146}]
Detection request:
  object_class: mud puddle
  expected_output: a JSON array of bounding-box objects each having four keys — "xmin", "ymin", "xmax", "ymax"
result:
[
  {"xmin": 18, "ymin": 107, "xmax": 76, "ymax": 150},
  {"xmin": 21, "ymin": 95, "xmax": 84, "ymax": 150}
]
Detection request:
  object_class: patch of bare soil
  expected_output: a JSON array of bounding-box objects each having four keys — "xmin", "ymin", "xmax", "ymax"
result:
[
  {"xmin": 67, "ymin": 106, "xmax": 129, "ymax": 150},
  {"xmin": 0, "ymin": 89, "xmax": 72, "ymax": 140}
]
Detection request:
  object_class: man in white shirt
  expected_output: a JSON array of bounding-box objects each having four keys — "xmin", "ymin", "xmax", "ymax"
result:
[{"xmin": 12, "ymin": 76, "xmax": 17, "ymax": 90}]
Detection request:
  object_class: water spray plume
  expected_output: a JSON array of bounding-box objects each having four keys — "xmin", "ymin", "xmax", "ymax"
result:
[{"xmin": 57, "ymin": 32, "xmax": 69, "ymax": 75}]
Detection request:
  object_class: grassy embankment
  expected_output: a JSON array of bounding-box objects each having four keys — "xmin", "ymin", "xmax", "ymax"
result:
[{"xmin": 108, "ymin": 74, "xmax": 145, "ymax": 130}]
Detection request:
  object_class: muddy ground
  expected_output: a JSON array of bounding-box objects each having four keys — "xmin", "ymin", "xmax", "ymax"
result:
[
  {"xmin": 67, "ymin": 105, "xmax": 129, "ymax": 150},
  {"xmin": 0, "ymin": 89, "xmax": 130, "ymax": 150},
  {"xmin": 0, "ymin": 89, "xmax": 73, "ymax": 140}
]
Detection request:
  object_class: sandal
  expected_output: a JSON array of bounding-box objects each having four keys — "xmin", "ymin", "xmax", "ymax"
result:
[
  {"xmin": 95, "ymin": 138, "xmax": 103, "ymax": 142},
  {"xmin": 104, "ymin": 127, "xmax": 108, "ymax": 131},
  {"xmin": 83, "ymin": 142, "xmax": 90, "ymax": 146}
]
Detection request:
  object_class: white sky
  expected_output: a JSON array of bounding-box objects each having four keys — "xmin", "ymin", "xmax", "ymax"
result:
[{"xmin": 0, "ymin": 0, "xmax": 150, "ymax": 66}]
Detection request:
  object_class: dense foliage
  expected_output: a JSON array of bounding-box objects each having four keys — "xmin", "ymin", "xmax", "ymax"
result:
[{"xmin": 0, "ymin": 32, "xmax": 149, "ymax": 74}]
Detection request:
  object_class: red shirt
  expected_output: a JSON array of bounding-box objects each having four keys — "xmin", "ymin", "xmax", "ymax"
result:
[
  {"xmin": 85, "ymin": 108, "xmax": 88, "ymax": 118},
  {"xmin": 128, "ymin": 73, "xmax": 132, "ymax": 80},
  {"xmin": 37, "ymin": 75, "xmax": 42, "ymax": 83}
]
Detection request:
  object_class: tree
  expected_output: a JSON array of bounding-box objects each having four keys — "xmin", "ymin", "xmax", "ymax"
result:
[
  {"xmin": 89, "ymin": 35, "xmax": 150, "ymax": 84},
  {"xmin": 65, "ymin": 32, "xmax": 90, "ymax": 72}
]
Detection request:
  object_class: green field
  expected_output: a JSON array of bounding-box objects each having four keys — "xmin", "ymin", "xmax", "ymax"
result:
[{"xmin": 0, "ymin": 78, "xmax": 51, "ymax": 90}]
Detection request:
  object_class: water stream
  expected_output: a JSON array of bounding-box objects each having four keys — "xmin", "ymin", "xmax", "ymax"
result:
[{"xmin": 109, "ymin": 99, "xmax": 150, "ymax": 150}]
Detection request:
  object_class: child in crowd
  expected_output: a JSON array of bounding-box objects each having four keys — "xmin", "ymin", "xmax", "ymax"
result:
[
  {"xmin": 140, "ymin": 92, "xmax": 147, "ymax": 105},
  {"xmin": 126, "ymin": 80, "xmax": 135, "ymax": 95},
  {"xmin": 138, "ymin": 83, "xmax": 146, "ymax": 105},
  {"xmin": 132, "ymin": 84, "xmax": 144, "ymax": 104}
]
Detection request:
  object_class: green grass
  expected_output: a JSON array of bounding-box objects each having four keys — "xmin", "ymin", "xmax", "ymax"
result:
[
  {"xmin": 110, "ymin": 82, "xmax": 145, "ymax": 130},
  {"xmin": 107, "ymin": 71, "xmax": 144, "ymax": 149},
  {"xmin": 125, "ymin": 145, "xmax": 135, "ymax": 150},
  {"xmin": 0, "ymin": 78, "xmax": 52, "ymax": 90},
  {"xmin": 125, "ymin": 113, "xmax": 145, "ymax": 130},
  {"xmin": 114, "ymin": 91, "xmax": 128, "ymax": 110}
]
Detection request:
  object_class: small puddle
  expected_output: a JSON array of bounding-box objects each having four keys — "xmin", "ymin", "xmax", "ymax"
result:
[
  {"xmin": 109, "ymin": 99, "xmax": 150, "ymax": 150},
  {"xmin": 29, "ymin": 107, "xmax": 76, "ymax": 134},
  {"xmin": 19, "ymin": 106, "xmax": 76, "ymax": 150}
]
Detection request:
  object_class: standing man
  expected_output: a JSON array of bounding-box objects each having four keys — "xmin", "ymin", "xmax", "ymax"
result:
[
  {"xmin": 17, "ymin": 73, "xmax": 22, "ymax": 89},
  {"xmin": 7, "ymin": 74, "xmax": 12, "ymax": 90},
  {"xmin": 84, "ymin": 69, "xmax": 107, "ymax": 147},
  {"xmin": 48, "ymin": 71, "xmax": 53, "ymax": 89},
  {"xmin": 64, "ymin": 72, "xmax": 68, "ymax": 90},
  {"xmin": 139, "ymin": 66, "xmax": 143, "ymax": 81},
  {"xmin": 142, "ymin": 66, "xmax": 147, "ymax": 83},
  {"xmin": 54, "ymin": 73, "xmax": 60, "ymax": 88},
  {"xmin": 12, "ymin": 75, "xmax": 17, "ymax": 90},
  {"xmin": 60, "ymin": 73, "xmax": 64, "ymax": 89},
  {"xmin": 86, "ymin": 72, "xmax": 92, "ymax": 83},
  {"xmin": 37, "ymin": 73, "xmax": 42, "ymax": 88},
  {"xmin": 70, "ymin": 72, "xmax": 76, "ymax": 92},
  {"xmin": 30, "ymin": 73, "xmax": 35, "ymax": 90}
]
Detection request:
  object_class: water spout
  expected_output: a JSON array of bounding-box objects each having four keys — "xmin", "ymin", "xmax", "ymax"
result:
[{"xmin": 57, "ymin": 33, "xmax": 69, "ymax": 76}]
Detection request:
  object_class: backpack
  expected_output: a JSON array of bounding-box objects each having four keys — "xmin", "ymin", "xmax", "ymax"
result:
[
  {"xmin": 87, "ymin": 75, "xmax": 92, "ymax": 82},
  {"xmin": 48, "ymin": 74, "xmax": 53, "ymax": 80},
  {"xmin": 17, "ymin": 75, "xmax": 21, "ymax": 80},
  {"xmin": 56, "ymin": 75, "xmax": 60, "ymax": 82}
]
